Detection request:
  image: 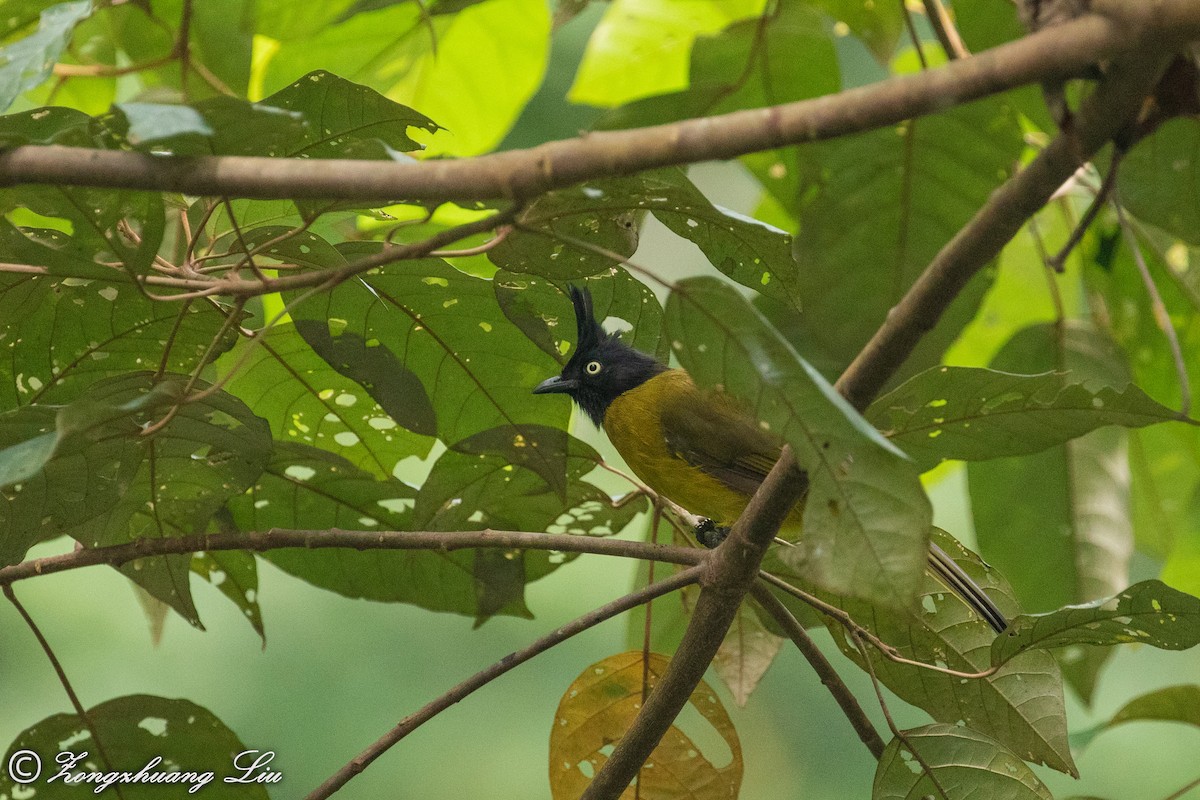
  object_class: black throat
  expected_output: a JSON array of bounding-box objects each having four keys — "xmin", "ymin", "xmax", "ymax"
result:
[{"xmin": 574, "ymin": 342, "xmax": 667, "ymax": 427}]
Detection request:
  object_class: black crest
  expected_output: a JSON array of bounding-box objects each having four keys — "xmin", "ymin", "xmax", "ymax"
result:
[{"xmin": 531, "ymin": 283, "xmax": 667, "ymax": 426}]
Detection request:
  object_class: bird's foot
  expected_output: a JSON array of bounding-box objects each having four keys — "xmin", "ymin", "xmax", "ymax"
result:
[{"xmin": 694, "ymin": 518, "xmax": 731, "ymax": 549}]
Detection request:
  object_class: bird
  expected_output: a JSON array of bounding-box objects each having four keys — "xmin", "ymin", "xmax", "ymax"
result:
[{"xmin": 533, "ymin": 285, "xmax": 1007, "ymax": 633}]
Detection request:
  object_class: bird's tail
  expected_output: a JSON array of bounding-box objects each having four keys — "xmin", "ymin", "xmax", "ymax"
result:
[{"xmin": 926, "ymin": 543, "xmax": 1008, "ymax": 634}]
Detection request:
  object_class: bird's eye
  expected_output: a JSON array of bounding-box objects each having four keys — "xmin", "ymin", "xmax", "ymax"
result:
[{"xmin": 585, "ymin": 360, "xmax": 602, "ymax": 375}]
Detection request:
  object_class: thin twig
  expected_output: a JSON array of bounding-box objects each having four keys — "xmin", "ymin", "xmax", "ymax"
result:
[
  {"xmin": 921, "ymin": 0, "xmax": 970, "ymax": 60},
  {"xmin": 4, "ymin": 585, "xmax": 128, "ymax": 800},
  {"xmin": 303, "ymin": 565, "xmax": 704, "ymax": 800},
  {"xmin": 850, "ymin": 631, "xmax": 950, "ymax": 800},
  {"xmin": 1048, "ymin": 149, "xmax": 1123, "ymax": 271},
  {"xmin": 53, "ymin": 55, "xmax": 173, "ymax": 78},
  {"xmin": 429, "ymin": 224, "xmax": 512, "ymax": 257},
  {"xmin": 901, "ymin": 0, "xmax": 930, "ymax": 70},
  {"xmin": 1163, "ymin": 773, "xmax": 1200, "ymax": 800},
  {"xmin": 1115, "ymin": 196, "xmax": 1192, "ymax": 417},
  {"xmin": 757, "ymin": 571, "xmax": 998, "ymax": 679},
  {"xmin": 221, "ymin": 197, "xmax": 268, "ymax": 281},
  {"xmin": 750, "ymin": 583, "xmax": 886, "ymax": 758},
  {"xmin": 0, "ymin": 529, "xmax": 703, "ymax": 586}
]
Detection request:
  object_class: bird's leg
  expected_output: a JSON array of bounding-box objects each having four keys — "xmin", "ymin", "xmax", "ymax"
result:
[{"xmin": 694, "ymin": 518, "xmax": 731, "ymax": 549}]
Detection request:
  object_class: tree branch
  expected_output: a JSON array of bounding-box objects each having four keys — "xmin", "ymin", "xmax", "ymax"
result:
[
  {"xmin": 835, "ymin": 49, "xmax": 1172, "ymax": 410},
  {"xmin": 0, "ymin": 11, "xmax": 1191, "ymax": 203},
  {"xmin": 0, "ymin": 529, "xmax": 703, "ymax": 586},
  {"xmin": 578, "ymin": 32, "xmax": 1175, "ymax": 800},
  {"xmin": 580, "ymin": 448, "xmax": 806, "ymax": 800},
  {"xmin": 749, "ymin": 583, "xmax": 886, "ymax": 759},
  {"xmin": 304, "ymin": 564, "xmax": 705, "ymax": 800}
]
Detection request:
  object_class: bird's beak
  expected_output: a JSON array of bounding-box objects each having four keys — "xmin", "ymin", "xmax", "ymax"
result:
[{"xmin": 533, "ymin": 375, "xmax": 578, "ymax": 395}]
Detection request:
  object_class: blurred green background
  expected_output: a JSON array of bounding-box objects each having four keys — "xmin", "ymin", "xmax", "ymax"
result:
[{"xmin": 3, "ymin": 5, "xmax": 1200, "ymax": 800}]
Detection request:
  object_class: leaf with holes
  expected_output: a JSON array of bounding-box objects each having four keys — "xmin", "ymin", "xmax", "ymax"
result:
[
  {"xmin": 288, "ymin": 256, "xmax": 568, "ymax": 452},
  {"xmin": 217, "ymin": 324, "xmax": 433, "ymax": 479},
  {"xmin": 873, "ymin": 724, "xmax": 1054, "ymax": 800},
  {"xmin": 192, "ymin": 546, "xmax": 264, "ymax": 645},
  {"xmin": 494, "ymin": 268, "xmax": 667, "ymax": 364},
  {"xmin": 763, "ymin": 527, "xmax": 1077, "ymax": 776},
  {"xmin": 0, "ymin": 271, "xmax": 235, "ymax": 409},
  {"xmin": 0, "ymin": 184, "xmax": 165, "ymax": 278},
  {"xmin": 667, "ymin": 277, "xmax": 932, "ymax": 609},
  {"xmin": 992, "ymin": 580, "xmax": 1200, "ymax": 667},
  {"xmin": 0, "ymin": 373, "xmax": 270, "ymax": 625},
  {"xmin": 0, "ymin": 694, "xmax": 267, "ymax": 800},
  {"xmin": 868, "ymin": 366, "xmax": 1186, "ymax": 472},
  {"xmin": 492, "ymin": 168, "xmax": 800, "ymax": 305},
  {"xmin": 549, "ymin": 651, "xmax": 743, "ymax": 800}
]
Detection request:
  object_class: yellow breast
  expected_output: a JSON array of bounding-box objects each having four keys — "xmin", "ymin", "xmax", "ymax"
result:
[{"xmin": 602, "ymin": 371, "xmax": 757, "ymax": 525}]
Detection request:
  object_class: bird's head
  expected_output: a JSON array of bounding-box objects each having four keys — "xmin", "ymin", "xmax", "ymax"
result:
[{"xmin": 532, "ymin": 285, "xmax": 666, "ymax": 426}]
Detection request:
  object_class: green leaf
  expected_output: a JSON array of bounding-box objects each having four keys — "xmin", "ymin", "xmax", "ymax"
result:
[
  {"xmin": 0, "ymin": 0, "xmax": 92, "ymax": 110},
  {"xmin": 812, "ymin": 0, "xmax": 902, "ymax": 62},
  {"xmin": 767, "ymin": 528, "xmax": 1076, "ymax": 775},
  {"xmin": 0, "ymin": 272, "xmax": 235, "ymax": 409},
  {"xmin": 992, "ymin": 580, "xmax": 1200, "ymax": 667},
  {"xmin": 216, "ymin": 323, "xmax": 433, "ymax": 479},
  {"xmin": 260, "ymin": 69, "xmax": 439, "ymax": 158},
  {"xmin": 494, "ymin": 268, "xmax": 668, "ymax": 363},
  {"xmin": 767, "ymin": 97, "xmax": 1025, "ymax": 383},
  {"xmin": 1106, "ymin": 684, "xmax": 1200, "ymax": 730},
  {"xmin": 192, "ymin": 545, "xmax": 265, "ymax": 645},
  {"xmin": 666, "ymin": 277, "xmax": 932, "ymax": 608},
  {"xmin": 873, "ymin": 724, "xmax": 1054, "ymax": 800},
  {"xmin": 261, "ymin": 0, "xmax": 548, "ymax": 156},
  {"xmin": 869, "ymin": 366, "xmax": 1186, "ymax": 472},
  {"xmin": 0, "ymin": 184, "xmax": 166, "ymax": 278},
  {"xmin": 0, "ymin": 105, "xmax": 98, "ymax": 146},
  {"xmin": 491, "ymin": 168, "xmax": 801, "ymax": 306},
  {"xmin": 1120, "ymin": 119, "xmax": 1200, "ymax": 245},
  {"xmin": 968, "ymin": 323, "xmax": 1137, "ymax": 701},
  {"xmin": 0, "ymin": 373, "xmax": 270, "ymax": 625},
  {"xmin": 597, "ymin": 3, "xmax": 839, "ymax": 128},
  {"xmin": 235, "ymin": 440, "xmax": 642, "ymax": 620},
  {"xmin": 569, "ymin": 0, "xmax": 766, "ymax": 107},
  {"xmin": 288, "ymin": 257, "xmax": 568, "ymax": 448},
  {"xmin": 0, "ymin": 694, "xmax": 268, "ymax": 800}
]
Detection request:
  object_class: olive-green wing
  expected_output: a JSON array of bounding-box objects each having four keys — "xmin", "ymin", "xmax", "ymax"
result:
[{"xmin": 659, "ymin": 389, "xmax": 783, "ymax": 496}]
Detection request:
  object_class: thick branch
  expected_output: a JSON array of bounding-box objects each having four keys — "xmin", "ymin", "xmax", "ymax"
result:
[
  {"xmin": 580, "ymin": 449, "xmax": 806, "ymax": 800},
  {"xmin": 305, "ymin": 565, "xmax": 704, "ymax": 800},
  {"xmin": 0, "ymin": 528, "xmax": 702, "ymax": 586},
  {"xmin": 0, "ymin": 12, "xmax": 1189, "ymax": 203},
  {"xmin": 579, "ymin": 31, "xmax": 1175, "ymax": 800},
  {"xmin": 835, "ymin": 50, "xmax": 1172, "ymax": 410}
]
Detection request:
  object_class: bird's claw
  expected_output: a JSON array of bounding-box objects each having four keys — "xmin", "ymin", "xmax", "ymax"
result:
[{"xmin": 694, "ymin": 518, "xmax": 731, "ymax": 549}]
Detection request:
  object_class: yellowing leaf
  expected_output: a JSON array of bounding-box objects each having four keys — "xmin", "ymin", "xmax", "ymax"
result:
[
  {"xmin": 569, "ymin": 0, "xmax": 765, "ymax": 107},
  {"xmin": 549, "ymin": 651, "xmax": 743, "ymax": 800},
  {"xmin": 683, "ymin": 586, "xmax": 784, "ymax": 707}
]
